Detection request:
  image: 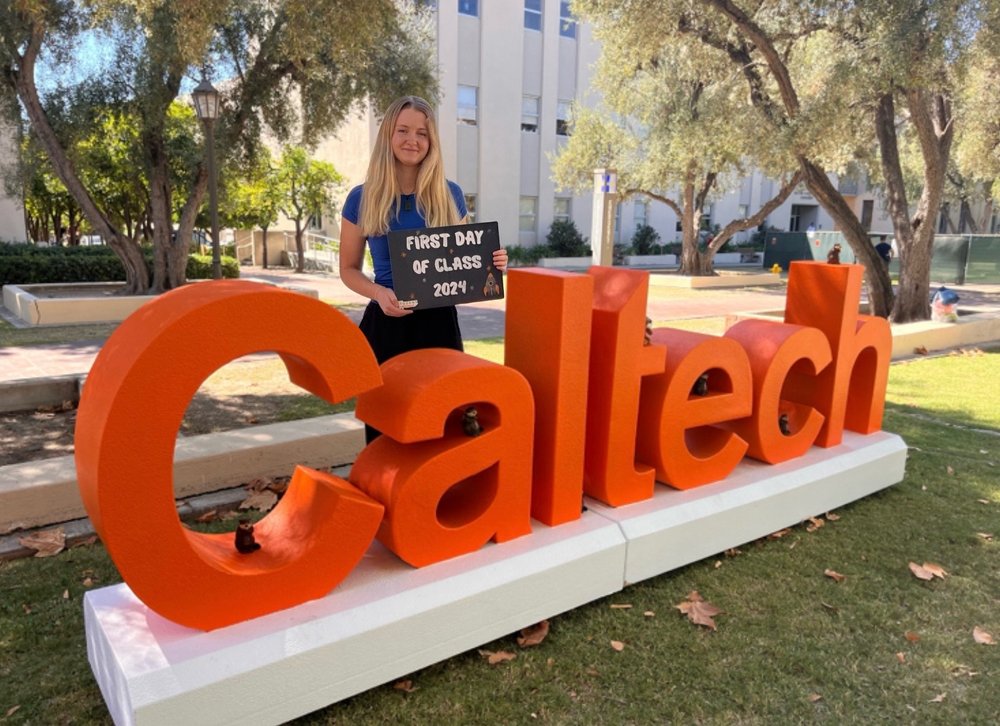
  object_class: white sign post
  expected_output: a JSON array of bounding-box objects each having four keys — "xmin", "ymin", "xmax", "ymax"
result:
[{"xmin": 591, "ymin": 168, "xmax": 618, "ymax": 266}]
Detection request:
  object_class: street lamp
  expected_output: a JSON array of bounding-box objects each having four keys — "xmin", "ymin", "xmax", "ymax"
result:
[{"xmin": 192, "ymin": 77, "xmax": 222, "ymax": 280}]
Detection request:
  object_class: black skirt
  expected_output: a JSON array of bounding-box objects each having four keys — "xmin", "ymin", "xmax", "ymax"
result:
[{"xmin": 358, "ymin": 301, "xmax": 464, "ymax": 442}]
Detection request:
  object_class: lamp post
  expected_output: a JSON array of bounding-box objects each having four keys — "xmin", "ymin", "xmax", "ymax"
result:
[{"xmin": 192, "ymin": 77, "xmax": 222, "ymax": 280}]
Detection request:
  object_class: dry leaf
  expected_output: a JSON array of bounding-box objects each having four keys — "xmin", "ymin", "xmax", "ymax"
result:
[
  {"xmin": 806, "ymin": 517, "xmax": 825, "ymax": 533},
  {"xmin": 820, "ymin": 601, "xmax": 839, "ymax": 614},
  {"xmin": 246, "ymin": 477, "xmax": 273, "ymax": 493},
  {"xmin": 825, "ymin": 512, "xmax": 841, "ymax": 521},
  {"xmin": 393, "ymin": 680, "xmax": 417, "ymax": 693},
  {"xmin": 267, "ymin": 478, "xmax": 289, "ymax": 495},
  {"xmin": 643, "ymin": 611, "xmax": 655, "ymax": 618},
  {"xmin": 768, "ymin": 528, "xmax": 791, "ymax": 539},
  {"xmin": 807, "ymin": 693, "xmax": 822, "ymax": 703},
  {"xmin": 908, "ymin": 562, "xmax": 947, "ymax": 580},
  {"xmin": 714, "ymin": 560, "xmax": 722, "ymax": 569},
  {"xmin": 976, "ymin": 532, "xmax": 994, "ymax": 541},
  {"xmin": 972, "ymin": 627, "xmax": 995, "ymax": 645},
  {"xmin": 824, "ymin": 569, "xmax": 846, "ymax": 583},
  {"xmin": 610, "ymin": 603, "xmax": 632, "ymax": 610},
  {"xmin": 904, "ymin": 631, "xmax": 921, "ymax": 643},
  {"xmin": 22, "ymin": 604, "xmax": 31, "ymax": 615},
  {"xmin": 62, "ymin": 589, "xmax": 70, "ymax": 600},
  {"xmin": 239, "ymin": 490, "xmax": 278, "ymax": 512},
  {"xmin": 18, "ymin": 528, "xmax": 66, "ymax": 557},
  {"xmin": 479, "ymin": 649, "xmax": 516, "ymax": 665},
  {"xmin": 82, "ymin": 577, "xmax": 94, "ymax": 587},
  {"xmin": 896, "ymin": 652, "xmax": 906, "ymax": 664},
  {"xmin": 195, "ymin": 510, "xmax": 219, "ymax": 523},
  {"xmin": 676, "ymin": 591, "xmax": 722, "ymax": 631},
  {"xmin": 610, "ymin": 640, "xmax": 625, "ymax": 651},
  {"xmin": 929, "ymin": 693, "xmax": 946, "ymax": 703},
  {"xmin": 977, "ymin": 499, "xmax": 990, "ymax": 505},
  {"xmin": 517, "ymin": 620, "xmax": 550, "ymax": 647},
  {"xmin": 914, "ymin": 345, "xmax": 929, "ymax": 355},
  {"xmin": 71, "ymin": 535, "xmax": 98, "ymax": 548},
  {"xmin": 5, "ymin": 705, "xmax": 21, "ymax": 717},
  {"xmin": 922, "ymin": 562, "xmax": 948, "ymax": 578},
  {"xmin": 245, "ymin": 415, "xmax": 259, "ymax": 424},
  {"xmin": 946, "ymin": 466, "xmax": 955, "ymax": 476},
  {"xmin": 724, "ymin": 548, "xmax": 742, "ymax": 557}
]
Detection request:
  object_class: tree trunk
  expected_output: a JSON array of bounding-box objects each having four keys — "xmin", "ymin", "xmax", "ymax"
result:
[
  {"xmin": 797, "ymin": 156, "xmax": 894, "ymax": 318},
  {"xmin": 262, "ymin": 226, "xmax": 270, "ymax": 269},
  {"xmin": 294, "ymin": 220, "xmax": 305, "ymax": 273},
  {"xmin": 8, "ymin": 24, "xmax": 149, "ymax": 292},
  {"xmin": 175, "ymin": 167, "xmax": 209, "ymax": 287}
]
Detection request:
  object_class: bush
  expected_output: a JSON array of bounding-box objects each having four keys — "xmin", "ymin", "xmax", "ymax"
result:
[
  {"xmin": 545, "ymin": 220, "xmax": 589, "ymax": 257},
  {"xmin": 507, "ymin": 244, "xmax": 550, "ymax": 266},
  {"xmin": 0, "ymin": 244, "xmax": 238, "ymax": 286},
  {"xmin": 629, "ymin": 224, "xmax": 661, "ymax": 255}
]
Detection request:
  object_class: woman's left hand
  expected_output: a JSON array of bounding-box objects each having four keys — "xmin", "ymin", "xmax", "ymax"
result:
[{"xmin": 493, "ymin": 248, "xmax": 508, "ymax": 273}]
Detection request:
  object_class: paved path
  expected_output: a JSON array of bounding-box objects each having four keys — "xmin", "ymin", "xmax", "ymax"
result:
[{"xmin": 2, "ymin": 266, "xmax": 998, "ymax": 386}]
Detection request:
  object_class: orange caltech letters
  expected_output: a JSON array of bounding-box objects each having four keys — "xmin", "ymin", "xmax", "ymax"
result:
[{"xmin": 74, "ymin": 281, "xmax": 385, "ymax": 630}]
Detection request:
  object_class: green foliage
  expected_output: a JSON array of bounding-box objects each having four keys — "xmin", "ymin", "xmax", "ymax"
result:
[
  {"xmin": 545, "ymin": 219, "xmax": 589, "ymax": 257},
  {"xmin": 0, "ymin": 244, "xmax": 237, "ymax": 285},
  {"xmin": 629, "ymin": 224, "xmax": 661, "ymax": 255},
  {"xmin": 276, "ymin": 146, "xmax": 344, "ymax": 228},
  {"xmin": 506, "ymin": 244, "xmax": 549, "ymax": 265}
]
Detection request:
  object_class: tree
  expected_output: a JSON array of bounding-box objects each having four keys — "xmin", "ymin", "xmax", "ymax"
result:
[
  {"xmin": 1, "ymin": 0, "xmax": 436, "ymax": 293},
  {"xmin": 221, "ymin": 148, "xmax": 281, "ymax": 268},
  {"xmin": 275, "ymin": 146, "xmax": 342, "ymax": 273},
  {"xmin": 951, "ymin": 45, "xmax": 1000, "ymax": 232},
  {"xmin": 556, "ymin": 4, "xmax": 805, "ymax": 275}
]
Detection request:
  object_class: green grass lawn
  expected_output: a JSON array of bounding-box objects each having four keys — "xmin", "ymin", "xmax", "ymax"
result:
[{"xmin": 1, "ymin": 349, "xmax": 997, "ymax": 724}]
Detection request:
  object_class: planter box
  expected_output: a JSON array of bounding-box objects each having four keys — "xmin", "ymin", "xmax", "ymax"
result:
[
  {"xmin": 623, "ymin": 254, "xmax": 677, "ymax": 267},
  {"xmin": 536, "ymin": 256, "xmax": 592, "ymax": 270}
]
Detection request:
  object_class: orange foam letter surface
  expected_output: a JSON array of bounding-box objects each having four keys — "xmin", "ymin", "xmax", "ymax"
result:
[
  {"xmin": 504, "ymin": 269, "xmax": 593, "ymax": 525},
  {"xmin": 782, "ymin": 262, "xmax": 892, "ymax": 447},
  {"xmin": 352, "ymin": 349, "xmax": 534, "ymax": 567},
  {"xmin": 636, "ymin": 329, "xmax": 752, "ymax": 489},
  {"xmin": 584, "ymin": 267, "xmax": 667, "ymax": 506},
  {"xmin": 74, "ymin": 281, "xmax": 385, "ymax": 630},
  {"xmin": 723, "ymin": 319, "xmax": 832, "ymax": 463}
]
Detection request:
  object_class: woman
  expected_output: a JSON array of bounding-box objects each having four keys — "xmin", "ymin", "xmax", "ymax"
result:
[{"xmin": 339, "ymin": 96, "xmax": 506, "ymax": 439}]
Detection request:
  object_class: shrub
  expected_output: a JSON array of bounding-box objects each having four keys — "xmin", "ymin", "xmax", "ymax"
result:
[
  {"xmin": 545, "ymin": 219, "xmax": 589, "ymax": 257},
  {"xmin": 629, "ymin": 224, "xmax": 661, "ymax": 255},
  {"xmin": 0, "ymin": 244, "xmax": 238, "ymax": 286},
  {"xmin": 507, "ymin": 244, "xmax": 550, "ymax": 266}
]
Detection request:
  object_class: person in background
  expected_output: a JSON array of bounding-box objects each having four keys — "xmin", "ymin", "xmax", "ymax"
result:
[{"xmin": 339, "ymin": 96, "xmax": 507, "ymax": 441}]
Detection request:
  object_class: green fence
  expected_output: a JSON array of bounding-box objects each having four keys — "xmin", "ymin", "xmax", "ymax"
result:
[{"xmin": 762, "ymin": 232, "xmax": 1000, "ymax": 284}]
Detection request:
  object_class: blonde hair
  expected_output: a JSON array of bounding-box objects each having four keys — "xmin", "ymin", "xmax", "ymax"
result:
[{"xmin": 359, "ymin": 96, "xmax": 461, "ymax": 236}]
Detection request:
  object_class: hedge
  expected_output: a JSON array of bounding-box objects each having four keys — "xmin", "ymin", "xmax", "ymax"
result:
[{"xmin": 0, "ymin": 244, "xmax": 239, "ymax": 286}]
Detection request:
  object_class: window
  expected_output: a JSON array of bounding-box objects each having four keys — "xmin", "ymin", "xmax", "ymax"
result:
[
  {"xmin": 556, "ymin": 100, "xmax": 571, "ymax": 136},
  {"xmin": 559, "ymin": 1, "xmax": 576, "ymax": 38},
  {"xmin": 614, "ymin": 202, "xmax": 622, "ymax": 242},
  {"xmin": 457, "ymin": 85, "xmax": 478, "ymax": 125},
  {"xmin": 737, "ymin": 204, "xmax": 749, "ymax": 220},
  {"xmin": 519, "ymin": 197, "xmax": 538, "ymax": 232},
  {"xmin": 554, "ymin": 197, "xmax": 571, "ymax": 223},
  {"xmin": 521, "ymin": 96, "xmax": 539, "ymax": 132},
  {"xmin": 458, "ymin": 0, "xmax": 478, "ymax": 16},
  {"xmin": 524, "ymin": 0, "xmax": 542, "ymax": 30},
  {"xmin": 634, "ymin": 199, "xmax": 648, "ymax": 228},
  {"xmin": 308, "ymin": 212, "xmax": 323, "ymax": 230},
  {"xmin": 464, "ymin": 194, "xmax": 477, "ymax": 223}
]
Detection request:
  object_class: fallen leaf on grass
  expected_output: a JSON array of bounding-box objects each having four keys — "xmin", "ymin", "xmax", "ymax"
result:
[
  {"xmin": 5, "ymin": 705, "xmax": 21, "ymax": 717},
  {"xmin": 195, "ymin": 510, "xmax": 218, "ymax": 523},
  {"xmin": 896, "ymin": 652, "xmax": 906, "ymax": 664},
  {"xmin": 807, "ymin": 693, "xmax": 822, "ymax": 703},
  {"xmin": 976, "ymin": 532, "xmax": 993, "ymax": 541},
  {"xmin": 239, "ymin": 490, "xmax": 278, "ymax": 512},
  {"xmin": 946, "ymin": 466, "xmax": 955, "ymax": 476},
  {"xmin": 245, "ymin": 415, "xmax": 259, "ymax": 424},
  {"xmin": 676, "ymin": 591, "xmax": 722, "ymax": 631},
  {"xmin": 610, "ymin": 640, "xmax": 625, "ymax": 651},
  {"xmin": 82, "ymin": 577, "xmax": 93, "ymax": 587},
  {"xmin": 914, "ymin": 345, "xmax": 929, "ymax": 355},
  {"xmin": 929, "ymin": 693, "xmax": 946, "ymax": 703},
  {"xmin": 517, "ymin": 620, "xmax": 550, "ymax": 647},
  {"xmin": 904, "ymin": 631, "xmax": 921, "ymax": 643},
  {"xmin": 724, "ymin": 548, "xmax": 742, "ymax": 557},
  {"xmin": 973, "ymin": 627, "xmax": 995, "ymax": 645},
  {"xmin": 977, "ymin": 499, "xmax": 990, "ymax": 505},
  {"xmin": 768, "ymin": 528, "xmax": 791, "ymax": 539},
  {"xmin": 825, "ymin": 512, "xmax": 841, "ymax": 521},
  {"xmin": 71, "ymin": 535, "xmax": 98, "ymax": 548},
  {"xmin": 643, "ymin": 611, "xmax": 655, "ymax": 617},
  {"xmin": 609, "ymin": 603, "xmax": 632, "ymax": 610},
  {"xmin": 820, "ymin": 602, "xmax": 839, "ymax": 614},
  {"xmin": 479, "ymin": 649, "xmax": 516, "ymax": 665},
  {"xmin": 909, "ymin": 562, "xmax": 948, "ymax": 581},
  {"xmin": 393, "ymin": 680, "xmax": 417, "ymax": 693},
  {"xmin": 806, "ymin": 517, "xmax": 825, "ymax": 533},
  {"xmin": 246, "ymin": 477, "xmax": 273, "ymax": 493},
  {"xmin": 18, "ymin": 527, "xmax": 66, "ymax": 557},
  {"xmin": 824, "ymin": 569, "xmax": 846, "ymax": 583},
  {"xmin": 62, "ymin": 589, "xmax": 69, "ymax": 600},
  {"xmin": 22, "ymin": 604, "xmax": 31, "ymax": 615}
]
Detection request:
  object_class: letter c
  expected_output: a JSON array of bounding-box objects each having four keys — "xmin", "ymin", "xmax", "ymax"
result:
[{"xmin": 75, "ymin": 281, "xmax": 385, "ymax": 630}]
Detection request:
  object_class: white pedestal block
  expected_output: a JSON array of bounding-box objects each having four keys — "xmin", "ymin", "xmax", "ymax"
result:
[
  {"xmin": 84, "ymin": 513, "xmax": 627, "ymax": 725},
  {"xmin": 84, "ymin": 432, "xmax": 906, "ymax": 724},
  {"xmin": 586, "ymin": 431, "xmax": 907, "ymax": 585}
]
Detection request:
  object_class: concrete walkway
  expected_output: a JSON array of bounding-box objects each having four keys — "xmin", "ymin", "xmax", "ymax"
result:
[{"xmin": 2, "ymin": 266, "xmax": 999, "ymax": 386}]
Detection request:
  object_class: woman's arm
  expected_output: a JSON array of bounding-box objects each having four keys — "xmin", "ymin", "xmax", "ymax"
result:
[{"xmin": 339, "ymin": 217, "xmax": 411, "ymax": 317}]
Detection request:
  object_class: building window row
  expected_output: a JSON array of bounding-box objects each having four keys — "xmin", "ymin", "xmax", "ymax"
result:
[
  {"xmin": 455, "ymin": 1, "xmax": 576, "ymax": 36},
  {"xmin": 559, "ymin": 1, "xmax": 576, "ymax": 38},
  {"xmin": 458, "ymin": 85, "xmax": 478, "ymax": 125},
  {"xmin": 458, "ymin": 0, "xmax": 477, "ymax": 16},
  {"xmin": 525, "ymin": 0, "xmax": 542, "ymax": 30}
]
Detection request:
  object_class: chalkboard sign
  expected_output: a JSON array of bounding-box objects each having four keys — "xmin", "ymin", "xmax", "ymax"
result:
[{"xmin": 387, "ymin": 221, "xmax": 505, "ymax": 310}]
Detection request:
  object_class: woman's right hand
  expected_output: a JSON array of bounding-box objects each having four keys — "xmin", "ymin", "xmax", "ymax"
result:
[{"xmin": 373, "ymin": 285, "xmax": 413, "ymax": 317}]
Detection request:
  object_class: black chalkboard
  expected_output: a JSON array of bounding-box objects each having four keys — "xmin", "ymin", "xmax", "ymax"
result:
[{"xmin": 387, "ymin": 221, "xmax": 505, "ymax": 310}]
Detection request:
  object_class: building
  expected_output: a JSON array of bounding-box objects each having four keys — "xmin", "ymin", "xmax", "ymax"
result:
[{"xmin": 0, "ymin": 119, "xmax": 28, "ymax": 243}]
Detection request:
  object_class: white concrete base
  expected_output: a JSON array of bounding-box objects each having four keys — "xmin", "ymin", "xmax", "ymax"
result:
[
  {"xmin": 84, "ymin": 514, "xmax": 627, "ymax": 725},
  {"xmin": 587, "ymin": 431, "xmax": 907, "ymax": 585},
  {"xmin": 83, "ymin": 432, "xmax": 905, "ymax": 725},
  {"xmin": 536, "ymin": 256, "xmax": 592, "ymax": 269},
  {"xmin": 623, "ymin": 254, "xmax": 677, "ymax": 267},
  {"xmin": 650, "ymin": 271, "xmax": 783, "ymax": 289}
]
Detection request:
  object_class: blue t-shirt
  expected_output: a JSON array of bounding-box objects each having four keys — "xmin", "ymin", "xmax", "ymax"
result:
[{"xmin": 342, "ymin": 181, "xmax": 467, "ymax": 289}]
